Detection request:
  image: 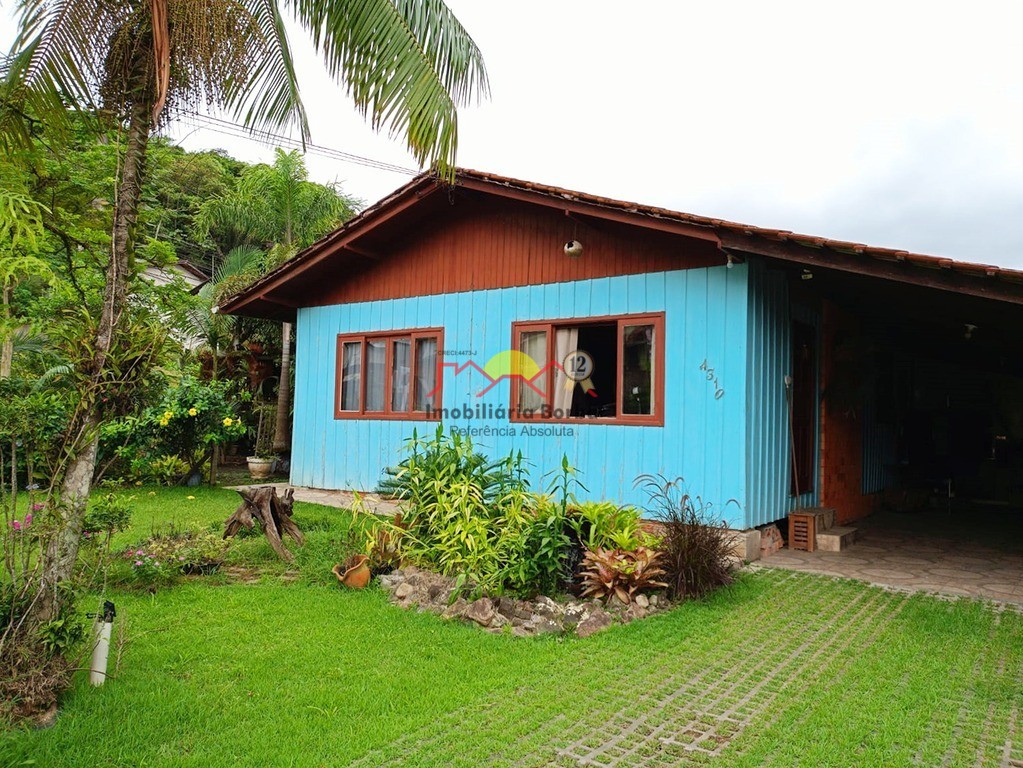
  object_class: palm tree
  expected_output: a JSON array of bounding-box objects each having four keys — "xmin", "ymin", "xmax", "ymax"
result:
[
  {"xmin": 3, "ymin": 0, "xmax": 488, "ymax": 623},
  {"xmin": 198, "ymin": 148, "xmax": 360, "ymax": 453}
]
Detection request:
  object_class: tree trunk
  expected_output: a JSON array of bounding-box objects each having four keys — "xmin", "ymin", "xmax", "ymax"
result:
[
  {"xmin": 272, "ymin": 321, "xmax": 292, "ymax": 454},
  {"xmin": 1, "ymin": 286, "xmax": 12, "ymax": 378},
  {"xmin": 34, "ymin": 96, "xmax": 152, "ymax": 624}
]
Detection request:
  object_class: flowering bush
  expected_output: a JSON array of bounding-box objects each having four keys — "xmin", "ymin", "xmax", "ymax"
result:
[
  {"xmin": 117, "ymin": 527, "xmax": 228, "ymax": 589},
  {"xmin": 8, "ymin": 512, "xmax": 35, "ymax": 534},
  {"xmin": 97, "ymin": 377, "xmax": 247, "ymax": 484},
  {"xmin": 127, "ymin": 550, "xmax": 178, "ymax": 589}
]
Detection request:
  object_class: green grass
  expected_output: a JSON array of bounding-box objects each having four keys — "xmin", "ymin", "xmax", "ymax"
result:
[{"xmin": 3, "ymin": 488, "xmax": 1022, "ymax": 767}]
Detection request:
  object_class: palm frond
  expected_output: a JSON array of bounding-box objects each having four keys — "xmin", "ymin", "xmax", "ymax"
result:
[
  {"xmin": 289, "ymin": 0, "xmax": 489, "ymax": 173},
  {"xmin": 227, "ymin": 0, "xmax": 310, "ymax": 142},
  {"xmin": 215, "ymin": 244, "xmax": 265, "ymax": 284}
]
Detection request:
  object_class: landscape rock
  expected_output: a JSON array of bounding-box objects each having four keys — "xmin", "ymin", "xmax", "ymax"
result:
[
  {"xmin": 624, "ymin": 604, "xmax": 648, "ymax": 622},
  {"xmin": 576, "ymin": 607, "xmax": 613, "ymax": 638},
  {"xmin": 488, "ymin": 613, "xmax": 511, "ymax": 632},
  {"xmin": 533, "ymin": 596, "xmax": 563, "ymax": 619},
  {"xmin": 528, "ymin": 615, "xmax": 563, "ymax": 635},
  {"xmin": 427, "ymin": 583, "xmax": 447, "ymax": 601},
  {"xmin": 563, "ymin": 602, "xmax": 587, "ymax": 629},
  {"xmin": 634, "ymin": 594, "xmax": 650, "ymax": 609},
  {"xmin": 464, "ymin": 598, "xmax": 496, "ymax": 627},
  {"xmin": 441, "ymin": 597, "xmax": 468, "ymax": 620},
  {"xmin": 394, "ymin": 582, "xmax": 414, "ymax": 600}
]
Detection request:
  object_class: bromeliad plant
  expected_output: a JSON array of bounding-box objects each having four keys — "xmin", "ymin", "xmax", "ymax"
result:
[{"xmin": 579, "ymin": 547, "xmax": 667, "ymax": 605}]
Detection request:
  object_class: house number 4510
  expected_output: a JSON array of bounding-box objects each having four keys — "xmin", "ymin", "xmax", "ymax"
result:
[{"xmin": 699, "ymin": 359, "xmax": 726, "ymax": 400}]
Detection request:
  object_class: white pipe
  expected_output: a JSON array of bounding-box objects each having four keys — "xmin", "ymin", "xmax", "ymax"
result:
[
  {"xmin": 89, "ymin": 601, "xmax": 116, "ymax": 687},
  {"xmin": 90, "ymin": 620, "xmax": 112, "ymax": 686}
]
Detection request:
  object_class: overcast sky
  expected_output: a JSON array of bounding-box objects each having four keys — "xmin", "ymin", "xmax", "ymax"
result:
[{"xmin": 3, "ymin": 1, "xmax": 1022, "ymax": 266}]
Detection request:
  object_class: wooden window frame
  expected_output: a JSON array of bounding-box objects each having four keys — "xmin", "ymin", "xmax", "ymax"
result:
[
  {"xmin": 510, "ymin": 312, "xmax": 665, "ymax": 427},
  {"xmin": 334, "ymin": 327, "xmax": 444, "ymax": 420}
]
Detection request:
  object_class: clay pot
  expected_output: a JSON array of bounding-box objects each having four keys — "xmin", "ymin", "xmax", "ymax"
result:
[{"xmin": 333, "ymin": 555, "xmax": 371, "ymax": 589}]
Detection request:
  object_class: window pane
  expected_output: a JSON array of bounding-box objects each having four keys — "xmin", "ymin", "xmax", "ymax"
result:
[
  {"xmin": 340, "ymin": 341, "xmax": 362, "ymax": 411},
  {"xmin": 517, "ymin": 330, "xmax": 547, "ymax": 414},
  {"xmin": 622, "ymin": 324, "xmax": 654, "ymax": 415},
  {"xmin": 413, "ymin": 337, "xmax": 438, "ymax": 411},
  {"xmin": 365, "ymin": 339, "xmax": 386, "ymax": 411},
  {"xmin": 567, "ymin": 323, "xmax": 617, "ymax": 418},
  {"xmin": 391, "ymin": 338, "xmax": 411, "ymax": 411}
]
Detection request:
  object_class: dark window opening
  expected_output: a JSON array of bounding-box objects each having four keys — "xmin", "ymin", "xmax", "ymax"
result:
[{"xmin": 569, "ymin": 324, "xmax": 617, "ymax": 417}]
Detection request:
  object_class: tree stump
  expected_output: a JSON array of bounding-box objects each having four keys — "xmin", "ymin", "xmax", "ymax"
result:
[{"xmin": 223, "ymin": 486, "xmax": 304, "ymax": 562}]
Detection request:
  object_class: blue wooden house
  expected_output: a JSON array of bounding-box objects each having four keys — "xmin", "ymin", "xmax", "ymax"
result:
[{"xmin": 222, "ymin": 170, "xmax": 1023, "ymax": 546}]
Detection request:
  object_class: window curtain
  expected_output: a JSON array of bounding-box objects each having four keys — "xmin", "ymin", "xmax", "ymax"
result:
[
  {"xmin": 365, "ymin": 340, "xmax": 386, "ymax": 411},
  {"xmin": 391, "ymin": 339, "xmax": 411, "ymax": 411},
  {"xmin": 340, "ymin": 341, "xmax": 362, "ymax": 411},
  {"xmin": 553, "ymin": 327, "xmax": 579, "ymax": 416},
  {"xmin": 414, "ymin": 337, "xmax": 438, "ymax": 411},
  {"xmin": 518, "ymin": 331, "xmax": 547, "ymax": 414}
]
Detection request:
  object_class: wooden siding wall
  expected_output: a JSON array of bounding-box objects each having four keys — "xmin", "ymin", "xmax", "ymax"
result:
[
  {"xmin": 745, "ymin": 260, "xmax": 820, "ymax": 528},
  {"xmin": 292, "ymin": 267, "xmax": 750, "ymax": 524},
  {"xmin": 819, "ymin": 301, "xmax": 880, "ymax": 523},
  {"xmin": 315, "ymin": 198, "xmax": 721, "ymax": 305}
]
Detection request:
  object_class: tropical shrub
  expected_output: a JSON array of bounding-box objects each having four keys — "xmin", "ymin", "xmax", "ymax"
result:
[
  {"xmin": 497, "ymin": 494, "xmax": 571, "ymax": 596},
  {"xmin": 568, "ymin": 500, "xmax": 656, "ymax": 551},
  {"xmin": 83, "ymin": 493, "xmax": 134, "ymax": 544},
  {"xmin": 380, "ymin": 426, "xmax": 527, "ymax": 507},
  {"xmin": 147, "ymin": 455, "xmax": 191, "ymax": 486},
  {"xmin": 579, "ymin": 546, "xmax": 667, "ymax": 604},
  {"xmin": 635, "ymin": 474, "xmax": 736, "ymax": 600},
  {"xmin": 383, "ymin": 429, "xmax": 576, "ymax": 596}
]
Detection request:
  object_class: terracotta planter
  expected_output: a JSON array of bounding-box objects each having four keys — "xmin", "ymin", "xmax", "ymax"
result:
[
  {"xmin": 247, "ymin": 456, "xmax": 274, "ymax": 480},
  {"xmin": 333, "ymin": 555, "xmax": 371, "ymax": 589}
]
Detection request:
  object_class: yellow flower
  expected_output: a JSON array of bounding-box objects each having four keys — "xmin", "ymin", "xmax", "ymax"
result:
[
  {"xmin": 158, "ymin": 418, "xmax": 169, "ymax": 427},
  {"xmin": 223, "ymin": 417, "xmax": 233, "ymax": 427},
  {"xmin": 188, "ymin": 407, "xmax": 198, "ymax": 417},
  {"xmin": 163, "ymin": 410, "xmax": 174, "ymax": 420},
  {"xmin": 187, "ymin": 495, "xmax": 196, "ymax": 500},
  {"xmin": 148, "ymin": 491, "xmax": 156, "ymax": 497}
]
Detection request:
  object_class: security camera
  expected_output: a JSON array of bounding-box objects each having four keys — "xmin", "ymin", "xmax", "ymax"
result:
[{"xmin": 564, "ymin": 240, "xmax": 584, "ymax": 257}]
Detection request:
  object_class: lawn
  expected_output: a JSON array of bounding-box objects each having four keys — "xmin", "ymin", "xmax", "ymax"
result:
[{"xmin": 3, "ymin": 487, "xmax": 1022, "ymax": 767}]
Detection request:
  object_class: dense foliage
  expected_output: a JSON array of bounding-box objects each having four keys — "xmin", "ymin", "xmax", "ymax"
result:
[{"xmin": 379, "ymin": 428, "xmax": 660, "ymax": 599}]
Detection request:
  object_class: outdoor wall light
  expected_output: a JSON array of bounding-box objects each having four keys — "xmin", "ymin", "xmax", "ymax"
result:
[
  {"xmin": 964, "ymin": 323, "xmax": 978, "ymax": 339},
  {"xmin": 726, "ymin": 253, "xmax": 735, "ymax": 269},
  {"xmin": 801, "ymin": 269, "xmax": 813, "ymax": 280}
]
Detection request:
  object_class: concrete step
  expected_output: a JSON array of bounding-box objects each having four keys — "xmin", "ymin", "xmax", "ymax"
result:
[
  {"xmin": 792, "ymin": 506, "xmax": 836, "ymax": 532},
  {"xmin": 816, "ymin": 526, "xmax": 859, "ymax": 552}
]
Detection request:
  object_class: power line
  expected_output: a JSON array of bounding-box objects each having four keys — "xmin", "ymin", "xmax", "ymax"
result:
[{"xmin": 176, "ymin": 111, "xmax": 420, "ymax": 178}]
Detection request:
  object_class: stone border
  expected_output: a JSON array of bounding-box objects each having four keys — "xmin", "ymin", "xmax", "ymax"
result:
[{"xmin": 377, "ymin": 567, "xmax": 669, "ymax": 638}]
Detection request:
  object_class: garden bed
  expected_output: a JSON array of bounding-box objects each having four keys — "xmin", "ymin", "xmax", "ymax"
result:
[{"xmin": 378, "ymin": 566, "xmax": 670, "ymax": 638}]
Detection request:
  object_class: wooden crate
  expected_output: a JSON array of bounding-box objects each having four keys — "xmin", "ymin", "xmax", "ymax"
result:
[{"xmin": 788, "ymin": 511, "xmax": 817, "ymax": 552}]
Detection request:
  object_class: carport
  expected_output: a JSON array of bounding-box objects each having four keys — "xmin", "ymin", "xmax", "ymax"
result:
[{"xmin": 728, "ymin": 226, "xmax": 1023, "ymax": 596}]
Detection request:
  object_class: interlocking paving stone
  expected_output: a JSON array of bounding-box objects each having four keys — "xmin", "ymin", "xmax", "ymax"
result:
[{"xmin": 344, "ymin": 571, "xmax": 1021, "ymax": 767}]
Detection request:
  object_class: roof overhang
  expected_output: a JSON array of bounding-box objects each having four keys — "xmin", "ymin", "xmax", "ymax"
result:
[{"xmin": 218, "ymin": 168, "xmax": 1023, "ymax": 321}]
